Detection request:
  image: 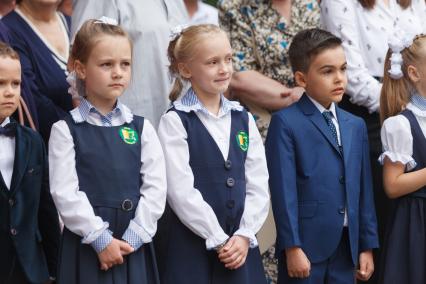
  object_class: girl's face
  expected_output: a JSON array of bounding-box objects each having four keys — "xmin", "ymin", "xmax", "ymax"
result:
[
  {"xmin": 180, "ymin": 32, "xmax": 233, "ymax": 99},
  {"xmin": 77, "ymin": 35, "xmax": 132, "ymax": 104}
]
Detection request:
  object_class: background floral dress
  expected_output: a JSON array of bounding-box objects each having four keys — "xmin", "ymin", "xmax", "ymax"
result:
[{"xmin": 219, "ymin": 0, "xmax": 320, "ymax": 140}]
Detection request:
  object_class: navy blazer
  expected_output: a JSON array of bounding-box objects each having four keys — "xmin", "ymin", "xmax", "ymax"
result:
[
  {"xmin": 266, "ymin": 94, "xmax": 379, "ymax": 265},
  {"xmin": 0, "ymin": 122, "xmax": 60, "ymax": 283}
]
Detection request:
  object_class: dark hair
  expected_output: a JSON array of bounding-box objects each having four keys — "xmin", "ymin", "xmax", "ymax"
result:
[
  {"xmin": 358, "ymin": 0, "xmax": 411, "ymax": 9},
  {"xmin": 289, "ymin": 28, "xmax": 342, "ymax": 73}
]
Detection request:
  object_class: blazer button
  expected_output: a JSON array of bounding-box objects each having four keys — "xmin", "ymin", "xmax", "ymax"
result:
[
  {"xmin": 227, "ymin": 200, "xmax": 235, "ymax": 209},
  {"xmin": 226, "ymin": 177, "xmax": 235, "ymax": 188},
  {"xmin": 8, "ymin": 199, "xmax": 14, "ymax": 206},
  {"xmin": 10, "ymin": 228, "xmax": 17, "ymax": 236},
  {"xmin": 339, "ymin": 176, "xmax": 345, "ymax": 184},
  {"xmin": 224, "ymin": 160, "xmax": 232, "ymax": 170},
  {"xmin": 338, "ymin": 207, "xmax": 345, "ymax": 214}
]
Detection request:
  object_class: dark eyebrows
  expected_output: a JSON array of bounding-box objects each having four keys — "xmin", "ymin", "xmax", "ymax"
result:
[{"xmin": 318, "ymin": 61, "xmax": 347, "ymax": 71}]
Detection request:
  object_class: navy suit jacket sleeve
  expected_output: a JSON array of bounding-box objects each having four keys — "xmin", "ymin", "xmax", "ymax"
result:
[
  {"xmin": 37, "ymin": 139, "xmax": 60, "ymax": 277},
  {"xmin": 358, "ymin": 121, "xmax": 379, "ymax": 252},
  {"xmin": 266, "ymin": 112, "xmax": 301, "ymax": 255}
]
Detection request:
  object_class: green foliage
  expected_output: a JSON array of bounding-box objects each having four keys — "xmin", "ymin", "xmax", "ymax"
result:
[{"xmin": 203, "ymin": 0, "xmax": 218, "ymax": 7}]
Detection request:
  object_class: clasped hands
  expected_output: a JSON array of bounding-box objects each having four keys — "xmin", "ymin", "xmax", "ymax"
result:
[
  {"xmin": 217, "ymin": 235, "xmax": 250, "ymax": 270},
  {"xmin": 97, "ymin": 238, "xmax": 134, "ymax": 271}
]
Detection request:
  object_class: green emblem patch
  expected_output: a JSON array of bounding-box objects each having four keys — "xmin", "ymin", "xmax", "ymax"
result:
[
  {"xmin": 236, "ymin": 130, "xmax": 249, "ymax": 151},
  {"xmin": 119, "ymin": 127, "xmax": 138, "ymax": 145}
]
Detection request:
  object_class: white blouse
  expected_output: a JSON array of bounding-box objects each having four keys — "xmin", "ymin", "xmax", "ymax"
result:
[
  {"xmin": 379, "ymin": 102, "xmax": 426, "ymax": 169},
  {"xmin": 157, "ymin": 97, "xmax": 270, "ymax": 250},
  {"xmin": 0, "ymin": 117, "xmax": 15, "ymax": 190},
  {"xmin": 49, "ymin": 102, "xmax": 167, "ymax": 245},
  {"xmin": 321, "ymin": 0, "xmax": 426, "ymax": 113}
]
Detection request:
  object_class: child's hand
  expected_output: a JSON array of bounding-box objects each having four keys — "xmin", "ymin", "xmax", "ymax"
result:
[
  {"xmin": 217, "ymin": 236, "xmax": 249, "ymax": 270},
  {"xmin": 98, "ymin": 238, "xmax": 124, "ymax": 271},
  {"xmin": 285, "ymin": 247, "xmax": 311, "ymax": 278},
  {"xmin": 356, "ymin": 250, "xmax": 374, "ymax": 281},
  {"xmin": 119, "ymin": 240, "xmax": 135, "ymax": 256}
]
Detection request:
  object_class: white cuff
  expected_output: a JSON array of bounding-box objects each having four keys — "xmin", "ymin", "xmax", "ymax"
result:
[
  {"xmin": 233, "ymin": 228, "xmax": 258, "ymax": 248},
  {"xmin": 205, "ymin": 231, "xmax": 230, "ymax": 250},
  {"xmin": 378, "ymin": 151, "xmax": 417, "ymax": 171}
]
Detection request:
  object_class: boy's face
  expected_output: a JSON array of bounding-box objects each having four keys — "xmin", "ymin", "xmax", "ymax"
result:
[
  {"xmin": 295, "ymin": 46, "xmax": 347, "ymax": 109},
  {"xmin": 0, "ymin": 57, "xmax": 21, "ymax": 123}
]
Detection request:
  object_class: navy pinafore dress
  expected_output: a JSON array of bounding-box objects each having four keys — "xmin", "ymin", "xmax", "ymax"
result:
[
  {"xmin": 379, "ymin": 109, "xmax": 426, "ymax": 284},
  {"xmin": 57, "ymin": 115, "xmax": 160, "ymax": 284},
  {"xmin": 155, "ymin": 108, "xmax": 267, "ymax": 284}
]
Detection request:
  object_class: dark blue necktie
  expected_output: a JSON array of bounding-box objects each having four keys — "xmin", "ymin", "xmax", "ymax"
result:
[
  {"xmin": 0, "ymin": 122, "xmax": 16, "ymax": 137},
  {"xmin": 322, "ymin": 111, "xmax": 339, "ymax": 147}
]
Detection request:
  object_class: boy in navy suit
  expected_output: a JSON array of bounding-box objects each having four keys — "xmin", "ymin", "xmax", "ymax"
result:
[
  {"xmin": 266, "ymin": 29, "xmax": 379, "ymax": 283},
  {"xmin": 0, "ymin": 42, "xmax": 60, "ymax": 284}
]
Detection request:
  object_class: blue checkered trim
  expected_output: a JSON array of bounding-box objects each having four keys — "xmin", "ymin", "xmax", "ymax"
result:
[
  {"xmin": 90, "ymin": 229, "xmax": 113, "ymax": 253},
  {"xmin": 77, "ymin": 97, "xmax": 122, "ymax": 126},
  {"xmin": 411, "ymin": 93, "xmax": 426, "ymax": 111},
  {"xmin": 122, "ymin": 228, "xmax": 144, "ymax": 250},
  {"xmin": 175, "ymin": 87, "xmax": 243, "ymax": 115}
]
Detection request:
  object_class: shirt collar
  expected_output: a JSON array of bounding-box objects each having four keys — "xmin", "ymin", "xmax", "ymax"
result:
[
  {"xmin": 307, "ymin": 95, "xmax": 338, "ymax": 120},
  {"xmin": 173, "ymin": 87, "xmax": 243, "ymax": 117},
  {"xmin": 71, "ymin": 97, "xmax": 133, "ymax": 124},
  {"xmin": 1, "ymin": 117, "xmax": 10, "ymax": 127},
  {"xmin": 410, "ymin": 92, "xmax": 426, "ymax": 112}
]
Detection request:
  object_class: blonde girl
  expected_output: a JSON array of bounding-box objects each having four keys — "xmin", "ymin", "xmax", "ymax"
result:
[
  {"xmin": 155, "ymin": 24, "xmax": 270, "ymax": 284},
  {"xmin": 379, "ymin": 33, "xmax": 426, "ymax": 284},
  {"xmin": 48, "ymin": 18, "xmax": 166, "ymax": 284}
]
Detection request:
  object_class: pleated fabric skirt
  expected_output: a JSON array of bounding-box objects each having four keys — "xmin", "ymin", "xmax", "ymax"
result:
[
  {"xmin": 57, "ymin": 206, "xmax": 160, "ymax": 284},
  {"xmin": 379, "ymin": 196, "xmax": 426, "ymax": 284}
]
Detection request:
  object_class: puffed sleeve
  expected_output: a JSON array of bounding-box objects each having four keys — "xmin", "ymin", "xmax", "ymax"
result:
[{"xmin": 378, "ymin": 114, "xmax": 417, "ymax": 170}]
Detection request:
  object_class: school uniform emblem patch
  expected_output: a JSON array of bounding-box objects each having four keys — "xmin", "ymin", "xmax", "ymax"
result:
[
  {"xmin": 236, "ymin": 131, "xmax": 248, "ymax": 151},
  {"xmin": 119, "ymin": 127, "xmax": 138, "ymax": 144}
]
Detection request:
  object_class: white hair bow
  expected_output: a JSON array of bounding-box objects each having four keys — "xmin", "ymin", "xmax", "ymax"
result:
[
  {"xmin": 170, "ymin": 24, "xmax": 189, "ymax": 41},
  {"xmin": 94, "ymin": 16, "xmax": 118, "ymax": 26},
  {"xmin": 388, "ymin": 30, "xmax": 417, "ymax": 79}
]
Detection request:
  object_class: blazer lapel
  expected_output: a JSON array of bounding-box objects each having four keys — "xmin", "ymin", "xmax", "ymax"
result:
[
  {"xmin": 298, "ymin": 94, "xmax": 342, "ymax": 156},
  {"xmin": 9, "ymin": 125, "xmax": 30, "ymax": 193},
  {"xmin": 336, "ymin": 107, "xmax": 353, "ymax": 168}
]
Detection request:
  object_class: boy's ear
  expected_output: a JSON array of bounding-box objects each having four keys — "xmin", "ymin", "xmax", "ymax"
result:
[
  {"xmin": 178, "ymin": 62, "xmax": 191, "ymax": 79},
  {"xmin": 407, "ymin": 65, "xmax": 420, "ymax": 83},
  {"xmin": 294, "ymin": 71, "xmax": 307, "ymax": 88},
  {"xmin": 74, "ymin": 60, "xmax": 86, "ymax": 80}
]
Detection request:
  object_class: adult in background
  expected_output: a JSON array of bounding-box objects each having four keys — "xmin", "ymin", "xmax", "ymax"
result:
[
  {"xmin": 2, "ymin": 0, "xmax": 72, "ymax": 142},
  {"xmin": 321, "ymin": 0, "xmax": 426, "ymax": 282},
  {"xmin": 0, "ymin": 0, "xmax": 14, "ymax": 18},
  {"xmin": 184, "ymin": 0, "xmax": 219, "ymax": 26},
  {"xmin": 71, "ymin": 0, "xmax": 188, "ymax": 128},
  {"xmin": 218, "ymin": 1, "xmax": 320, "ymax": 283},
  {"xmin": 218, "ymin": 0, "xmax": 319, "ymax": 140}
]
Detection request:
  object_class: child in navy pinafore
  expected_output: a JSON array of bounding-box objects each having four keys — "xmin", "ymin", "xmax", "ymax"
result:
[
  {"xmin": 48, "ymin": 18, "xmax": 166, "ymax": 284},
  {"xmin": 378, "ymin": 33, "xmax": 426, "ymax": 283},
  {"xmin": 155, "ymin": 24, "xmax": 270, "ymax": 284}
]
